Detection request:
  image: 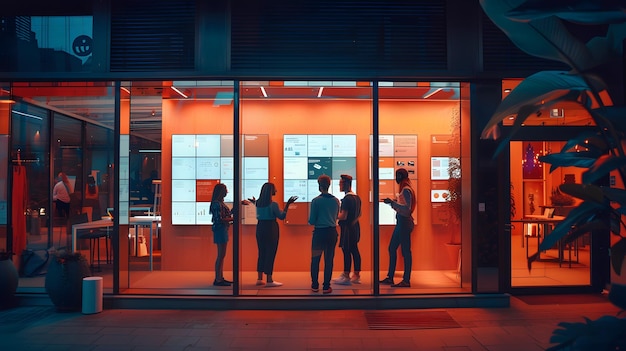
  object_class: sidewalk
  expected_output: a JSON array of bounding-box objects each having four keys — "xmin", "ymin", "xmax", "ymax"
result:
[{"xmin": 0, "ymin": 295, "xmax": 620, "ymax": 351}]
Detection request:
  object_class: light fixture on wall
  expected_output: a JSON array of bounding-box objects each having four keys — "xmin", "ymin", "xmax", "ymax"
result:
[{"xmin": 0, "ymin": 88, "xmax": 15, "ymax": 104}]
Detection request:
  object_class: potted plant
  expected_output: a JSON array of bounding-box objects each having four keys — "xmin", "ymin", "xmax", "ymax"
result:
[
  {"xmin": 45, "ymin": 250, "xmax": 91, "ymax": 312},
  {"xmin": 0, "ymin": 251, "xmax": 18, "ymax": 309},
  {"xmin": 481, "ymin": 1, "xmax": 626, "ymax": 349}
]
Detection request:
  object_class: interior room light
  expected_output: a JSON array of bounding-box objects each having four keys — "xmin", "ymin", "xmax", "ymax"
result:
[
  {"xmin": 317, "ymin": 87, "xmax": 324, "ymax": 98},
  {"xmin": 171, "ymin": 86, "xmax": 188, "ymax": 98},
  {"xmin": 260, "ymin": 86, "xmax": 268, "ymax": 98},
  {"xmin": 120, "ymin": 86, "xmax": 131, "ymax": 94},
  {"xmin": 12, "ymin": 110, "xmax": 42, "ymax": 120},
  {"xmin": 0, "ymin": 89, "xmax": 15, "ymax": 104},
  {"xmin": 504, "ymin": 88, "xmax": 512, "ymax": 93}
]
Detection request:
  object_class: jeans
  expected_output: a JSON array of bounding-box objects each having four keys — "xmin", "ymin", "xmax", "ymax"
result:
[
  {"xmin": 310, "ymin": 226, "xmax": 338, "ymax": 290},
  {"xmin": 387, "ymin": 215, "xmax": 414, "ymax": 282}
]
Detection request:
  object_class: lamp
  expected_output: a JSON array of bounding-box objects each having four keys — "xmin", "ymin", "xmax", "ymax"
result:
[{"xmin": 0, "ymin": 88, "xmax": 15, "ymax": 104}]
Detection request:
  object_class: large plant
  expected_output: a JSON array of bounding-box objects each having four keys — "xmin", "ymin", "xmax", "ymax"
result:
[{"xmin": 480, "ymin": 1, "xmax": 626, "ymax": 349}]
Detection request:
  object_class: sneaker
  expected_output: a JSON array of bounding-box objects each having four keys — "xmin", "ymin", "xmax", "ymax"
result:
[
  {"xmin": 265, "ymin": 281, "xmax": 283, "ymax": 287},
  {"xmin": 334, "ymin": 275, "xmax": 351, "ymax": 285},
  {"xmin": 350, "ymin": 274, "xmax": 361, "ymax": 284},
  {"xmin": 311, "ymin": 284, "xmax": 319, "ymax": 292},
  {"xmin": 391, "ymin": 280, "xmax": 411, "ymax": 288},
  {"xmin": 223, "ymin": 279, "xmax": 233, "ymax": 284},
  {"xmin": 255, "ymin": 280, "xmax": 265, "ymax": 286},
  {"xmin": 322, "ymin": 287, "xmax": 333, "ymax": 294},
  {"xmin": 379, "ymin": 277, "xmax": 394, "ymax": 285}
]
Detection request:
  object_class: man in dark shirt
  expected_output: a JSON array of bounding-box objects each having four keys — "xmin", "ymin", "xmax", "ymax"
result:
[{"xmin": 334, "ymin": 174, "xmax": 362, "ymax": 285}]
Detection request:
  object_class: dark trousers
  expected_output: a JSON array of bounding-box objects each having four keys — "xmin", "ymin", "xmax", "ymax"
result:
[
  {"xmin": 310, "ymin": 226, "xmax": 338, "ymax": 290},
  {"xmin": 55, "ymin": 199, "xmax": 70, "ymax": 219},
  {"xmin": 340, "ymin": 222, "xmax": 361, "ymax": 273},
  {"xmin": 256, "ymin": 220, "xmax": 279, "ymax": 275},
  {"xmin": 387, "ymin": 216, "xmax": 414, "ymax": 282}
]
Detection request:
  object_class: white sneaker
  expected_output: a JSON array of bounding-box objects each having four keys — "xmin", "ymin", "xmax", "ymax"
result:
[
  {"xmin": 350, "ymin": 275, "xmax": 361, "ymax": 284},
  {"xmin": 265, "ymin": 281, "xmax": 283, "ymax": 287},
  {"xmin": 334, "ymin": 275, "xmax": 351, "ymax": 285}
]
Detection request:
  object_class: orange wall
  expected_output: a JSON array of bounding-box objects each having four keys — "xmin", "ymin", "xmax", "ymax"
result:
[{"xmin": 161, "ymin": 99, "xmax": 462, "ymax": 272}]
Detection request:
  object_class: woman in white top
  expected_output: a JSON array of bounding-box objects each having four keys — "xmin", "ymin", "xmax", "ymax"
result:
[{"xmin": 52, "ymin": 172, "xmax": 71, "ymax": 219}]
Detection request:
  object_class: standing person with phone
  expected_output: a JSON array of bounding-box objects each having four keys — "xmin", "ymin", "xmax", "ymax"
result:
[
  {"xmin": 251, "ymin": 182, "xmax": 298, "ymax": 287},
  {"xmin": 210, "ymin": 183, "xmax": 233, "ymax": 286},
  {"xmin": 380, "ymin": 168, "xmax": 416, "ymax": 288}
]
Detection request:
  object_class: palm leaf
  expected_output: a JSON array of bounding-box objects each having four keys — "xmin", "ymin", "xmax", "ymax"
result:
[
  {"xmin": 539, "ymin": 152, "xmax": 598, "ymax": 171},
  {"xmin": 583, "ymin": 155, "xmax": 626, "ymax": 184}
]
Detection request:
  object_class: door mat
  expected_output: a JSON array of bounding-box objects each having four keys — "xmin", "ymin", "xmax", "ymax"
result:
[
  {"xmin": 364, "ymin": 310, "xmax": 461, "ymax": 330},
  {"xmin": 514, "ymin": 294, "xmax": 609, "ymax": 305}
]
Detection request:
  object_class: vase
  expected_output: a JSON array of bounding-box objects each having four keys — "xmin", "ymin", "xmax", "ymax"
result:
[
  {"xmin": 0, "ymin": 254, "xmax": 18, "ymax": 309},
  {"xmin": 45, "ymin": 255, "xmax": 91, "ymax": 312}
]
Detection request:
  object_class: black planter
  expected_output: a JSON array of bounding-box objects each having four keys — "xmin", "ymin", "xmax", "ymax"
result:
[
  {"xmin": 44, "ymin": 253, "xmax": 91, "ymax": 312},
  {"xmin": 0, "ymin": 253, "xmax": 18, "ymax": 309}
]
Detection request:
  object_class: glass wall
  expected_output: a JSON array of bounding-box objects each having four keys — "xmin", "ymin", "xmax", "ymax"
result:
[
  {"xmin": 240, "ymin": 81, "xmax": 373, "ymax": 295},
  {"xmin": 378, "ymin": 82, "xmax": 467, "ymax": 294},
  {"xmin": 10, "ymin": 82, "xmax": 115, "ymax": 292},
  {"xmin": 8, "ymin": 80, "xmax": 469, "ymax": 297},
  {"xmin": 120, "ymin": 80, "xmax": 235, "ymax": 294}
]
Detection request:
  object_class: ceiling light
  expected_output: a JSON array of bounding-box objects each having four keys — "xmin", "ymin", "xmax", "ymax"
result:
[
  {"xmin": 171, "ymin": 86, "xmax": 188, "ymax": 98},
  {"xmin": 504, "ymin": 88, "xmax": 512, "ymax": 93},
  {"xmin": 260, "ymin": 86, "xmax": 268, "ymax": 98},
  {"xmin": 12, "ymin": 110, "xmax": 42, "ymax": 120},
  {"xmin": 120, "ymin": 86, "xmax": 131, "ymax": 94},
  {"xmin": 317, "ymin": 87, "xmax": 324, "ymax": 98},
  {"xmin": 423, "ymin": 88, "xmax": 442, "ymax": 99}
]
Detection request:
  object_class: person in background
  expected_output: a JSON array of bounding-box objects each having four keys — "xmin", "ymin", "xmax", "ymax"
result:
[
  {"xmin": 334, "ymin": 174, "xmax": 362, "ymax": 285},
  {"xmin": 252, "ymin": 182, "xmax": 297, "ymax": 287},
  {"xmin": 210, "ymin": 183, "xmax": 233, "ymax": 286},
  {"xmin": 84, "ymin": 175, "xmax": 100, "ymax": 220},
  {"xmin": 308, "ymin": 174, "xmax": 340, "ymax": 294},
  {"xmin": 380, "ymin": 168, "xmax": 416, "ymax": 288},
  {"xmin": 52, "ymin": 172, "xmax": 71, "ymax": 219},
  {"xmin": 142, "ymin": 170, "xmax": 158, "ymax": 204}
]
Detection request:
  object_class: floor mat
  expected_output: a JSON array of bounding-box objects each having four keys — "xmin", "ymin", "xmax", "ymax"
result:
[
  {"xmin": 364, "ymin": 310, "xmax": 461, "ymax": 330},
  {"xmin": 514, "ymin": 294, "xmax": 609, "ymax": 305}
]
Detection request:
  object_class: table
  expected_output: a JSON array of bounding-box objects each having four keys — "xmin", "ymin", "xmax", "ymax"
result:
[
  {"xmin": 72, "ymin": 216, "xmax": 161, "ymax": 271},
  {"xmin": 511, "ymin": 216, "xmax": 572, "ymax": 264},
  {"xmin": 129, "ymin": 215, "xmax": 161, "ymax": 271}
]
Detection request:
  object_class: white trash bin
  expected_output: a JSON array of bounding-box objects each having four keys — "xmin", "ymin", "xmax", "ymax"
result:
[{"xmin": 82, "ymin": 276, "xmax": 103, "ymax": 314}]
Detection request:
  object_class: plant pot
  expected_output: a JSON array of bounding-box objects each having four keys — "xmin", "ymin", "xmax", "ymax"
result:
[
  {"xmin": 45, "ymin": 253, "xmax": 91, "ymax": 312},
  {"xmin": 0, "ymin": 253, "xmax": 18, "ymax": 309}
]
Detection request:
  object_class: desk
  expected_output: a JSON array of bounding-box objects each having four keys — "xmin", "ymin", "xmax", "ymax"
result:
[
  {"xmin": 72, "ymin": 216, "xmax": 161, "ymax": 271},
  {"xmin": 129, "ymin": 215, "xmax": 161, "ymax": 271},
  {"xmin": 72, "ymin": 219, "xmax": 113, "ymax": 253},
  {"xmin": 511, "ymin": 216, "xmax": 571, "ymax": 264}
]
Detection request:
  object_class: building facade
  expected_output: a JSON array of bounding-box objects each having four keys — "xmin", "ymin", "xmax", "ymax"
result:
[{"xmin": 0, "ymin": 0, "xmax": 610, "ymax": 309}]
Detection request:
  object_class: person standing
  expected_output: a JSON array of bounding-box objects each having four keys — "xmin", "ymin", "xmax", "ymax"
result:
[
  {"xmin": 308, "ymin": 174, "xmax": 340, "ymax": 294},
  {"xmin": 380, "ymin": 168, "xmax": 416, "ymax": 288},
  {"xmin": 210, "ymin": 183, "xmax": 233, "ymax": 286},
  {"xmin": 253, "ymin": 182, "xmax": 297, "ymax": 287},
  {"xmin": 334, "ymin": 174, "xmax": 362, "ymax": 285},
  {"xmin": 52, "ymin": 172, "xmax": 71, "ymax": 219}
]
